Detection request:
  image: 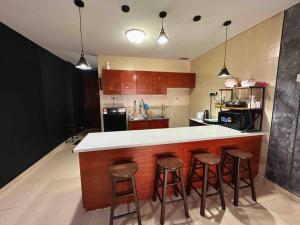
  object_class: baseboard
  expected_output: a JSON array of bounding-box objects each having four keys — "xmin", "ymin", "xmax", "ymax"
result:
[{"xmin": 0, "ymin": 141, "xmax": 68, "ymax": 196}]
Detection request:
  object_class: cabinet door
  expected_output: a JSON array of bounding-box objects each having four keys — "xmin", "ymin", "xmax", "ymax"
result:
[
  {"xmin": 181, "ymin": 73, "xmax": 196, "ymax": 88},
  {"xmin": 167, "ymin": 72, "xmax": 196, "ymax": 88},
  {"xmin": 136, "ymin": 71, "xmax": 153, "ymax": 94},
  {"xmin": 84, "ymin": 78, "xmax": 101, "ymax": 129},
  {"xmin": 128, "ymin": 121, "xmax": 149, "ymax": 130},
  {"xmin": 120, "ymin": 70, "xmax": 137, "ymax": 94},
  {"xmin": 152, "ymin": 72, "xmax": 167, "ymax": 95},
  {"xmin": 102, "ymin": 69, "xmax": 121, "ymax": 94},
  {"xmin": 167, "ymin": 73, "xmax": 182, "ymax": 88},
  {"xmin": 148, "ymin": 119, "xmax": 169, "ymax": 129}
]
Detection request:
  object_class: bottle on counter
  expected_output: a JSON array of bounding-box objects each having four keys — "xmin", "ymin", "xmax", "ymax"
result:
[{"xmin": 248, "ymin": 95, "xmax": 256, "ymax": 109}]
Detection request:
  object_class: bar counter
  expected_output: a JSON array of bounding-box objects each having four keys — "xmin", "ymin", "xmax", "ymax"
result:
[{"xmin": 74, "ymin": 125, "xmax": 264, "ymax": 211}]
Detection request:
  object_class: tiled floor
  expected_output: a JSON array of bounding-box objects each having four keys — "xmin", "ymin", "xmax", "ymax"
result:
[{"xmin": 0, "ymin": 140, "xmax": 300, "ymax": 225}]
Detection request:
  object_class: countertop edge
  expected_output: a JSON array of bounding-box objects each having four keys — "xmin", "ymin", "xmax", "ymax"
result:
[{"xmin": 73, "ymin": 132, "xmax": 265, "ymax": 153}]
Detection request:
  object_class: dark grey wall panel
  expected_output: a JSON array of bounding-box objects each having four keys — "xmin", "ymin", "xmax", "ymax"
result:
[
  {"xmin": 289, "ymin": 100, "xmax": 300, "ymax": 194},
  {"xmin": 0, "ymin": 22, "xmax": 85, "ymax": 188},
  {"xmin": 266, "ymin": 3, "xmax": 300, "ymax": 196}
]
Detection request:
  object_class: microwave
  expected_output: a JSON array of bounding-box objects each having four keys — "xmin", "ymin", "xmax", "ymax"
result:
[{"xmin": 218, "ymin": 111, "xmax": 254, "ymax": 131}]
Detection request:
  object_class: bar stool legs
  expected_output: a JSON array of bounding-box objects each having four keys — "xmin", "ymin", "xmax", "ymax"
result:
[
  {"xmin": 187, "ymin": 152, "xmax": 226, "ymax": 217},
  {"xmin": 233, "ymin": 158, "xmax": 240, "ymax": 207},
  {"xmin": 222, "ymin": 150, "xmax": 257, "ymax": 207},
  {"xmin": 109, "ymin": 178, "xmax": 116, "ymax": 225},
  {"xmin": 200, "ymin": 164, "xmax": 208, "ymax": 216},
  {"xmin": 152, "ymin": 156, "xmax": 189, "ymax": 225},
  {"xmin": 247, "ymin": 159, "xmax": 257, "ymax": 202},
  {"xmin": 160, "ymin": 170, "xmax": 168, "ymax": 225},
  {"xmin": 132, "ymin": 176, "xmax": 142, "ymax": 225},
  {"xmin": 179, "ymin": 168, "xmax": 189, "ymax": 218},
  {"xmin": 216, "ymin": 164, "xmax": 226, "ymax": 210},
  {"xmin": 109, "ymin": 161, "xmax": 142, "ymax": 225}
]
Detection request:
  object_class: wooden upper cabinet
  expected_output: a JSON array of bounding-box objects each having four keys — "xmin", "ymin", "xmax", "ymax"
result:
[
  {"xmin": 136, "ymin": 71, "xmax": 153, "ymax": 94},
  {"xmin": 167, "ymin": 72, "xmax": 196, "ymax": 88},
  {"xmin": 152, "ymin": 72, "xmax": 167, "ymax": 94},
  {"xmin": 120, "ymin": 70, "xmax": 137, "ymax": 94},
  {"xmin": 181, "ymin": 73, "xmax": 196, "ymax": 88},
  {"xmin": 102, "ymin": 69, "xmax": 121, "ymax": 94},
  {"xmin": 102, "ymin": 69, "xmax": 195, "ymax": 95}
]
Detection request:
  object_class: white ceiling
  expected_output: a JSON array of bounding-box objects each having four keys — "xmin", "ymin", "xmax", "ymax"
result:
[{"xmin": 1, "ymin": 0, "xmax": 299, "ymax": 68}]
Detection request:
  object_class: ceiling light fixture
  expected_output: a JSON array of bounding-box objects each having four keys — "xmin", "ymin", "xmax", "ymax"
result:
[
  {"xmin": 74, "ymin": 0, "xmax": 92, "ymax": 70},
  {"xmin": 218, "ymin": 20, "xmax": 232, "ymax": 77},
  {"xmin": 157, "ymin": 11, "xmax": 170, "ymax": 45},
  {"xmin": 193, "ymin": 15, "xmax": 202, "ymax": 22},
  {"xmin": 121, "ymin": 5, "xmax": 130, "ymax": 13},
  {"xmin": 125, "ymin": 29, "xmax": 146, "ymax": 44}
]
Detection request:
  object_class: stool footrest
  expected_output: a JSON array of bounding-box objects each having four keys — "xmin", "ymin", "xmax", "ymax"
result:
[
  {"xmin": 157, "ymin": 178, "xmax": 181, "ymax": 185},
  {"xmin": 166, "ymin": 198, "xmax": 184, "ymax": 204},
  {"xmin": 191, "ymin": 184, "xmax": 221, "ymax": 198},
  {"xmin": 113, "ymin": 211, "xmax": 137, "ymax": 219},
  {"xmin": 115, "ymin": 189, "xmax": 134, "ymax": 198},
  {"xmin": 155, "ymin": 185, "xmax": 184, "ymax": 203}
]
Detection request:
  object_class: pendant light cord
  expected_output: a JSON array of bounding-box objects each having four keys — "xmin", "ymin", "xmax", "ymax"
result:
[
  {"xmin": 224, "ymin": 25, "xmax": 228, "ymax": 66},
  {"xmin": 79, "ymin": 7, "xmax": 84, "ymax": 54}
]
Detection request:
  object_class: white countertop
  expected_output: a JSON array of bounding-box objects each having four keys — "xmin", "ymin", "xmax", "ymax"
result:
[
  {"xmin": 189, "ymin": 118, "xmax": 206, "ymax": 124},
  {"xmin": 74, "ymin": 125, "xmax": 265, "ymax": 153}
]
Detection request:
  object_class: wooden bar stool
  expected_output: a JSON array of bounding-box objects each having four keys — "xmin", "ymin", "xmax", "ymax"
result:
[
  {"xmin": 187, "ymin": 152, "xmax": 226, "ymax": 216},
  {"xmin": 221, "ymin": 149, "xmax": 257, "ymax": 206},
  {"xmin": 152, "ymin": 155, "xmax": 189, "ymax": 225},
  {"xmin": 109, "ymin": 161, "xmax": 142, "ymax": 225}
]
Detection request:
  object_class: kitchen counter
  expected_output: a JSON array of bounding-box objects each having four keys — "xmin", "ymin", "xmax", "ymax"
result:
[
  {"xmin": 128, "ymin": 116, "xmax": 168, "ymax": 121},
  {"xmin": 74, "ymin": 125, "xmax": 264, "ymax": 153},
  {"xmin": 75, "ymin": 125, "xmax": 264, "ymax": 211}
]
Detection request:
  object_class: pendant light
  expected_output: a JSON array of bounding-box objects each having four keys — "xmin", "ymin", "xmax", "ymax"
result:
[
  {"xmin": 157, "ymin": 11, "xmax": 170, "ymax": 45},
  {"xmin": 74, "ymin": 0, "xmax": 91, "ymax": 70},
  {"xmin": 218, "ymin": 20, "xmax": 232, "ymax": 77}
]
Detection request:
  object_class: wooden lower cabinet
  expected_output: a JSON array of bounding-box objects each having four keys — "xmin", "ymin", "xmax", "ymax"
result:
[{"xmin": 128, "ymin": 119, "xmax": 169, "ymax": 130}]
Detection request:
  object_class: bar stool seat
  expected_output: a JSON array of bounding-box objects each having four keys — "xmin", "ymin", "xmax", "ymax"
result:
[
  {"xmin": 109, "ymin": 162, "xmax": 138, "ymax": 178},
  {"xmin": 227, "ymin": 150, "xmax": 253, "ymax": 159},
  {"xmin": 157, "ymin": 157, "xmax": 183, "ymax": 170},
  {"xmin": 194, "ymin": 153, "xmax": 221, "ymax": 165}
]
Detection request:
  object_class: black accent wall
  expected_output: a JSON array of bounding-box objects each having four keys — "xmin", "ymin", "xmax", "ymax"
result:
[
  {"xmin": 266, "ymin": 3, "xmax": 300, "ymax": 196},
  {"xmin": 0, "ymin": 22, "xmax": 85, "ymax": 188}
]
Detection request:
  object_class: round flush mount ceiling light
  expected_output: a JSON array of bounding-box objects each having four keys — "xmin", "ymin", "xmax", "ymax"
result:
[{"xmin": 125, "ymin": 29, "xmax": 146, "ymax": 44}]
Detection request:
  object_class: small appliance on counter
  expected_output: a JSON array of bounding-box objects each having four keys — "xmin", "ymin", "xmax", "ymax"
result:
[
  {"xmin": 218, "ymin": 110, "xmax": 254, "ymax": 131},
  {"xmin": 103, "ymin": 107, "xmax": 127, "ymax": 132}
]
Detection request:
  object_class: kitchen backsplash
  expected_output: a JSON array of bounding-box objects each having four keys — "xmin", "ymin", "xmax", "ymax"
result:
[{"xmin": 100, "ymin": 88, "xmax": 191, "ymax": 130}]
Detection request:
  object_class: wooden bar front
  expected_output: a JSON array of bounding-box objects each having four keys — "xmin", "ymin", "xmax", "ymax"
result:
[{"xmin": 79, "ymin": 135, "xmax": 262, "ymax": 211}]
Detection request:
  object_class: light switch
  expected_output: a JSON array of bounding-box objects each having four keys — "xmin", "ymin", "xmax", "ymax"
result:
[{"xmin": 297, "ymin": 74, "xmax": 300, "ymax": 82}]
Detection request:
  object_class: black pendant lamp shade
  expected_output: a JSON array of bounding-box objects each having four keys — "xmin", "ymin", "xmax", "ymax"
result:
[
  {"xmin": 74, "ymin": 0, "xmax": 92, "ymax": 70},
  {"xmin": 218, "ymin": 65, "xmax": 231, "ymax": 77},
  {"xmin": 76, "ymin": 53, "xmax": 91, "ymax": 70},
  {"xmin": 218, "ymin": 20, "xmax": 232, "ymax": 78}
]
